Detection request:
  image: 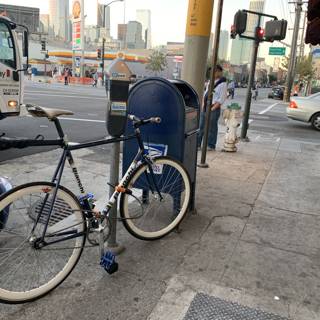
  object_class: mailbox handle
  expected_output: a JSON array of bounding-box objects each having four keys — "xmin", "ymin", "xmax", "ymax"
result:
[{"xmin": 128, "ymin": 114, "xmax": 162, "ymax": 127}]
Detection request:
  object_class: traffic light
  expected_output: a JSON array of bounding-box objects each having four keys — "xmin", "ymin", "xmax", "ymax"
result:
[
  {"xmin": 41, "ymin": 40, "xmax": 46, "ymax": 51},
  {"xmin": 307, "ymin": 0, "xmax": 320, "ymax": 21},
  {"xmin": 97, "ymin": 48, "xmax": 102, "ymax": 59},
  {"xmin": 264, "ymin": 19, "xmax": 287, "ymax": 42},
  {"xmin": 305, "ymin": 0, "xmax": 320, "ymax": 45},
  {"xmin": 230, "ymin": 25, "xmax": 237, "ymax": 39},
  {"xmin": 256, "ymin": 27, "xmax": 265, "ymax": 41},
  {"xmin": 233, "ymin": 10, "xmax": 247, "ymax": 35}
]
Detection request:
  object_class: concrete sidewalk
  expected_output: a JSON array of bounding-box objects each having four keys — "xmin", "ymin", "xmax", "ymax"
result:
[{"xmin": 0, "ymin": 129, "xmax": 320, "ymax": 320}]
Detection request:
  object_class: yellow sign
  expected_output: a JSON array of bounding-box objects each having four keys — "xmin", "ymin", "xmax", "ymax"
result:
[
  {"xmin": 72, "ymin": 0, "xmax": 81, "ymax": 21},
  {"xmin": 186, "ymin": 0, "xmax": 214, "ymax": 37}
]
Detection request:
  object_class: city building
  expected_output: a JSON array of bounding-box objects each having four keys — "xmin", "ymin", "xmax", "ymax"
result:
[
  {"xmin": 48, "ymin": 0, "xmax": 69, "ymax": 41},
  {"xmin": 126, "ymin": 21, "xmax": 145, "ymax": 49},
  {"xmin": 0, "ymin": 4, "xmax": 39, "ymax": 33},
  {"xmin": 207, "ymin": 31, "xmax": 229, "ymax": 61},
  {"xmin": 40, "ymin": 14, "xmax": 50, "ymax": 34},
  {"xmin": 241, "ymin": 0, "xmax": 266, "ymax": 63},
  {"xmin": 230, "ymin": 37, "xmax": 249, "ymax": 65},
  {"xmin": 218, "ymin": 30, "xmax": 229, "ymax": 61},
  {"xmin": 97, "ymin": 4, "xmax": 111, "ymax": 37},
  {"xmin": 136, "ymin": 9, "xmax": 151, "ymax": 49},
  {"xmin": 166, "ymin": 42, "xmax": 184, "ymax": 55},
  {"xmin": 85, "ymin": 25, "xmax": 100, "ymax": 43},
  {"xmin": 118, "ymin": 24, "xmax": 127, "ymax": 41}
]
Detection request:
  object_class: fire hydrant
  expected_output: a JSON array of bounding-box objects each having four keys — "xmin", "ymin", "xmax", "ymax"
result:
[{"xmin": 222, "ymin": 103, "xmax": 243, "ymax": 152}]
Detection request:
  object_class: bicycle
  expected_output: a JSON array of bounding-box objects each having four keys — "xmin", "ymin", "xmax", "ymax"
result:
[{"xmin": 0, "ymin": 105, "xmax": 191, "ymax": 304}]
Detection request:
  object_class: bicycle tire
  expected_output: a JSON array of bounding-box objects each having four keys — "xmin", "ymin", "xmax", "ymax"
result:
[
  {"xmin": 0, "ymin": 182, "xmax": 86, "ymax": 304},
  {"xmin": 119, "ymin": 156, "xmax": 191, "ymax": 241}
]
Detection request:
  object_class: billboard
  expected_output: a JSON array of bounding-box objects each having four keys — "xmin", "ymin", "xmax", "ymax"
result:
[{"xmin": 72, "ymin": 0, "xmax": 82, "ymax": 51}]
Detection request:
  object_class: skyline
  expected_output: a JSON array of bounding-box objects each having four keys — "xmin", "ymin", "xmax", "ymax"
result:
[
  {"xmin": 1, "ymin": 0, "xmax": 295, "ymax": 45},
  {"xmin": 1, "ymin": 0, "xmax": 303, "ymax": 65}
]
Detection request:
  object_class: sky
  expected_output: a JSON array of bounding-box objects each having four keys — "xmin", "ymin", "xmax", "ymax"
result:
[{"xmin": 2, "ymin": 0, "xmax": 304, "ymax": 64}]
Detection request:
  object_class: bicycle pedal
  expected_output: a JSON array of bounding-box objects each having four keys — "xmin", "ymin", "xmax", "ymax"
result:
[{"xmin": 100, "ymin": 251, "xmax": 118, "ymax": 274}]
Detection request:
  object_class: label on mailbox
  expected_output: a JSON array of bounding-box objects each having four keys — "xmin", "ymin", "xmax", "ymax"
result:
[
  {"xmin": 144, "ymin": 143, "xmax": 168, "ymax": 174},
  {"xmin": 110, "ymin": 101, "xmax": 127, "ymax": 116}
]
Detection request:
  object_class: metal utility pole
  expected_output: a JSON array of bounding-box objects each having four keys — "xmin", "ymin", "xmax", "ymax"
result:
[
  {"xmin": 181, "ymin": 0, "xmax": 214, "ymax": 101},
  {"xmin": 101, "ymin": 38, "xmax": 106, "ymax": 84},
  {"xmin": 199, "ymin": 0, "xmax": 224, "ymax": 168},
  {"xmin": 80, "ymin": 0, "xmax": 85, "ymax": 77},
  {"xmin": 299, "ymin": 11, "xmax": 307, "ymax": 58},
  {"xmin": 284, "ymin": 0, "xmax": 303, "ymax": 102},
  {"xmin": 240, "ymin": 31, "xmax": 260, "ymax": 140}
]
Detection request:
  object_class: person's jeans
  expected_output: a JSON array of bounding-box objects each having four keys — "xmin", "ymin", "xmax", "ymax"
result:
[{"xmin": 197, "ymin": 108, "xmax": 221, "ymax": 149}]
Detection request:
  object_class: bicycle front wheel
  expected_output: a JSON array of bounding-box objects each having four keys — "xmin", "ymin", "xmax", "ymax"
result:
[
  {"xmin": 120, "ymin": 156, "xmax": 191, "ymax": 240},
  {"xmin": 0, "ymin": 182, "xmax": 86, "ymax": 304}
]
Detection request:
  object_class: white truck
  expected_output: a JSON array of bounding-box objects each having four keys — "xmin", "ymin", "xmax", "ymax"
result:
[{"xmin": 0, "ymin": 16, "xmax": 28, "ymax": 120}]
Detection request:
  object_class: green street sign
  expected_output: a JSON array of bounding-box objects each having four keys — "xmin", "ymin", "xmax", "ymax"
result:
[{"xmin": 269, "ymin": 47, "xmax": 286, "ymax": 56}]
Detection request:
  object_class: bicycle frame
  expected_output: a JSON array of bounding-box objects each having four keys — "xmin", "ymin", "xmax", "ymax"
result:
[{"xmin": 25, "ymin": 118, "xmax": 162, "ymax": 249}]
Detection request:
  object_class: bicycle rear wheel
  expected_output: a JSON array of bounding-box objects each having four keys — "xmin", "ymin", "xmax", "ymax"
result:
[
  {"xmin": 0, "ymin": 182, "xmax": 86, "ymax": 304},
  {"xmin": 120, "ymin": 156, "xmax": 191, "ymax": 240}
]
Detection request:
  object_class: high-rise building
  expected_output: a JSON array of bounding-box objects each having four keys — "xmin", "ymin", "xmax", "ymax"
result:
[
  {"xmin": 218, "ymin": 30, "xmax": 229, "ymax": 61},
  {"xmin": 136, "ymin": 9, "xmax": 151, "ymax": 49},
  {"xmin": 207, "ymin": 31, "xmax": 229, "ymax": 61},
  {"xmin": 49, "ymin": 0, "xmax": 69, "ymax": 40},
  {"xmin": 0, "ymin": 4, "xmax": 39, "ymax": 33},
  {"xmin": 97, "ymin": 4, "xmax": 111, "ymax": 37},
  {"xmin": 126, "ymin": 21, "xmax": 145, "ymax": 49},
  {"xmin": 118, "ymin": 23, "xmax": 127, "ymax": 41},
  {"xmin": 40, "ymin": 14, "xmax": 50, "ymax": 34},
  {"xmin": 230, "ymin": 38, "xmax": 249, "ymax": 65},
  {"xmin": 242, "ymin": 0, "xmax": 265, "ymax": 63}
]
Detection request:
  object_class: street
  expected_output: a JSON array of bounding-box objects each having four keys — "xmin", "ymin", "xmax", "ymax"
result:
[
  {"xmin": 1, "ymin": 82, "xmax": 320, "ymax": 320},
  {"xmin": 0, "ymin": 82, "xmax": 319, "ymax": 162},
  {"xmin": 0, "ymin": 82, "xmax": 109, "ymax": 161}
]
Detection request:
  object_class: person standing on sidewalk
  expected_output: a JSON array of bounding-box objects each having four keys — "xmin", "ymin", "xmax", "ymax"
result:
[{"xmin": 198, "ymin": 65, "xmax": 228, "ymax": 151}]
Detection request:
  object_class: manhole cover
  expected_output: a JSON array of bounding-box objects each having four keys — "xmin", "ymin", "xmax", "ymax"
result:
[{"xmin": 183, "ymin": 293, "xmax": 288, "ymax": 320}]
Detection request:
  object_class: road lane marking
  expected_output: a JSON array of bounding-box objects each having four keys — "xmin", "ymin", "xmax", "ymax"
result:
[
  {"xmin": 26, "ymin": 114, "xmax": 105, "ymax": 123},
  {"xmin": 59, "ymin": 117, "xmax": 105, "ymax": 123},
  {"xmin": 258, "ymin": 102, "xmax": 279, "ymax": 115},
  {"xmin": 249, "ymin": 102, "xmax": 279, "ymax": 124},
  {"xmin": 24, "ymin": 93, "xmax": 106, "ymax": 100}
]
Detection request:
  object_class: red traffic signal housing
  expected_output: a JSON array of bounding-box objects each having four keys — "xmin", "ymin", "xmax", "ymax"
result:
[
  {"xmin": 256, "ymin": 27, "xmax": 265, "ymax": 40},
  {"xmin": 230, "ymin": 25, "xmax": 237, "ymax": 39},
  {"xmin": 233, "ymin": 10, "xmax": 248, "ymax": 35},
  {"xmin": 265, "ymin": 19, "xmax": 287, "ymax": 42},
  {"xmin": 306, "ymin": 18, "xmax": 320, "ymax": 45},
  {"xmin": 97, "ymin": 48, "xmax": 102, "ymax": 59},
  {"xmin": 305, "ymin": 0, "xmax": 320, "ymax": 45},
  {"xmin": 307, "ymin": 0, "xmax": 320, "ymax": 21}
]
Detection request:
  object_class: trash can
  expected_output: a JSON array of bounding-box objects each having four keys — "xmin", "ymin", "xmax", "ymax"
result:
[{"xmin": 123, "ymin": 77, "xmax": 200, "ymax": 213}]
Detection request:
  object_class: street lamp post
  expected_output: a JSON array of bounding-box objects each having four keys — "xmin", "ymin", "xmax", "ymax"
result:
[{"xmin": 101, "ymin": 0, "xmax": 124, "ymax": 84}]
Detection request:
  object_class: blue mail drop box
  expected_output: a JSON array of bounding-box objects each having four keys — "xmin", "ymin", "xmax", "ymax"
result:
[{"xmin": 123, "ymin": 77, "xmax": 200, "ymax": 212}]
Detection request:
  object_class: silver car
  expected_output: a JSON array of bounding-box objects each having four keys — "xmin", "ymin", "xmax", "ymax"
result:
[{"xmin": 287, "ymin": 93, "xmax": 320, "ymax": 130}]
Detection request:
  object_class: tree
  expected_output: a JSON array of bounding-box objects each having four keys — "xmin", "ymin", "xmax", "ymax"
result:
[
  {"xmin": 268, "ymin": 74, "xmax": 277, "ymax": 83},
  {"xmin": 281, "ymin": 55, "xmax": 315, "ymax": 82},
  {"xmin": 146, "ymin": 51, "xmax": 167, "ymax": 76}
]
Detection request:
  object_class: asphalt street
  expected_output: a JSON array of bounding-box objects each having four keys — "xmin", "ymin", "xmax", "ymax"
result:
[{"xmin": 0, "ymin": 81, "xmax": 319, "ymax": 162}]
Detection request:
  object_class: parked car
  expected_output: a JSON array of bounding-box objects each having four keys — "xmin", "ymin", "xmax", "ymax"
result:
[
  {"xmin": 268, "ymin": 86, "xmax": 285, "ymax": 100},
  {"xmin": 286, "ymin": 92, "xmax": 320, "ymax": 131}
]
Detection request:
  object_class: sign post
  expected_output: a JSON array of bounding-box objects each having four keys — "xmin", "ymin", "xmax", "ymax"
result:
[
  {"xmin": 269, "ymin": 47, "xmax": 286, "ymax": 56},
  {"xmin": 72, "ymin": 0, "xmax": 84, "ymax": 77}
]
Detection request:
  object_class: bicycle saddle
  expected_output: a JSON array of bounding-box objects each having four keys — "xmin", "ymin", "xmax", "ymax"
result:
[{"xmin": 26, "ymin": 104, "xmax": 74, "ymax": 120}]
